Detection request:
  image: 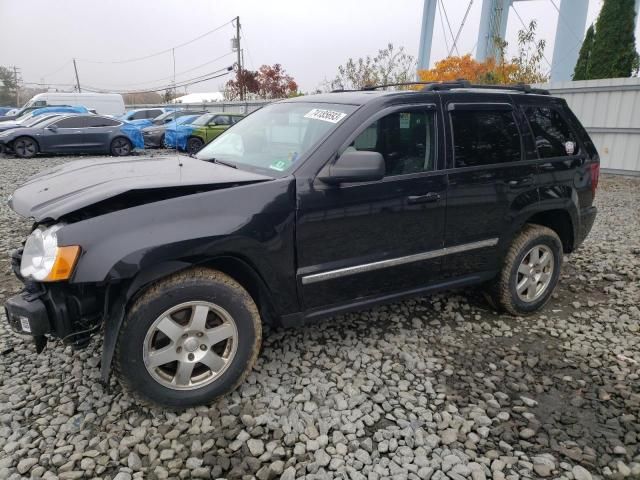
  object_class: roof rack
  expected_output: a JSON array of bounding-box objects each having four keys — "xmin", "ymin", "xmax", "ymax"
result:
[
  {"xmin": 421, "ymin": 80, "xmax": 550, "ymax": 95},
  {"xmin": 329, "ymin": 79, "xmax": 550, "ymax": 95}
]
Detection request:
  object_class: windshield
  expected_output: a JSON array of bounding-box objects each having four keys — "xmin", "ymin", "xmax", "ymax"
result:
[
  {"xmin": 196, "ymin": 102, "xmax": 356, "ymax": 174},
  {"xmin": 191, "ymin": 113, "xmax": 214, "ymax": 126}
]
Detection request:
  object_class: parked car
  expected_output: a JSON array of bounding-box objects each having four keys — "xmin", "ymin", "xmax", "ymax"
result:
[
  {"xmin": 4, "ymin": 93, "xmax": 125, "ymax": 120},
  {"xmin": 0, "ymin": 113, "xmax": 65, "ymax": 134},
  {"xmin": 130, "ymin": 109, "xmax": 206, "ymax": 128},
  {"xmin": 119, "ymin": 107, "xmax": 176, "ymax": 124},
  {"xmin": 4, "ymin": 81, "xmax": 599, "ymax": 407},
  {"xmin": 2, "ymin": 106, "xmax": 90, "ymax": 126},
  {"xmin": 0, "ymin": 113, "xmax": 143, "ymax": 158},
  {"xmin": 171, "ymin": 112, "xmax": 244, "ymax": 153},
  {"xmin": 0, "ymin": 107, "xmax": 15, "ymax": 116},
  {"xmin": 141, "ymin": 113, "xmax": 206, "ymax": 148}
]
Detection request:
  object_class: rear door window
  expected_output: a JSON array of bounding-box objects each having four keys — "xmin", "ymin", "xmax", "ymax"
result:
[
  {"xmin": 53, "ymin": 116, "xmax": 87, "ymax": 128},
  {"xmin": 146, "ymin": 109, "xmax": 163, "ymax": 119},
  {"xmin": 450, "ymin": 108, "xmax": 521, "ymax": 167},
  {"xmin": 130, "ymin": 111, "xmax": 147, "ymax": 120},
  {"xmin": 524, "ymin": 106, "xmax": 580, "ymax": 158},
  {"xmin": 85, "ymin": 116, "xmax": 120, "ymax": 127}
]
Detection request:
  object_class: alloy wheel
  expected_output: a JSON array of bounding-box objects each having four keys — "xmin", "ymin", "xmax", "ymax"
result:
[
  {"xmin": 142, "ymin": 301, "xmax": 238, "ymax": 390},
  {"xmin": 112, "ymin": 138, "xmax": 131, "ymax": 156},
  {"xmin": 14, "ymin": 139, "xmax": 36, "ymax": 157},
  {"xmin": 515, "ymin": 244, "xmax": 554, "ymax": 302}
]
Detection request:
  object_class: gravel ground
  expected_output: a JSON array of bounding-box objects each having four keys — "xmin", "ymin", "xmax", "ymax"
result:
[{"xmin": 0, "ymin": 155, "xmax": 638, "ymax": 480}]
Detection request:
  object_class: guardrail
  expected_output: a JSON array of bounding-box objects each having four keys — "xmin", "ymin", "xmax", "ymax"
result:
[{"xmin": 125, "ymin": 100, "xmax": 272, "ymax": 115}]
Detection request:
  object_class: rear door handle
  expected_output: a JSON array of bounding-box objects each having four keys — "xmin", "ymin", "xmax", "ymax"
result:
[{"xmin": 407, "ymin": 192, "xmax": 441, "ymax": 204}]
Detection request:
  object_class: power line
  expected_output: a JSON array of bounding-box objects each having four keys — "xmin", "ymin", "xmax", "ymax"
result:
[
  {"xmin": 239, "ymin": 24, "xmax": 255, "ymax": 70},
  {"xmin": 83, "ymin": 66, "xmax": 234, "ymax": 94},
  {"xmin": 41, "ymin": 61, "xmax": 72, "ymax": 79},
  {"xmin": 77, "ymin": 18, "xmax": 234, "ymax": 65}
]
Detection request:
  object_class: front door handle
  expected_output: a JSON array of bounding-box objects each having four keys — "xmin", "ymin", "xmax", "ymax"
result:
[
  {"xmin": 508, "ymin": 176, "xmax": 534, "ymax": 188},
  {"xmin": 407, "ymin": 192, "xmax": 441, "ymax": 204}
]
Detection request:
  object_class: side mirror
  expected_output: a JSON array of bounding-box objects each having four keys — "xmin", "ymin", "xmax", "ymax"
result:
[
  {"xmin": 319, "ymin": 150, "xmax": 385, "ymax": 185},
  {"xmin": 47, "ymin": 125, "xmax": 58, "ymax": 133}
]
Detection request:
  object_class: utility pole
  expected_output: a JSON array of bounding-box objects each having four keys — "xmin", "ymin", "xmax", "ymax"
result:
[
  {"xmin": 235, "ymin": 16, "xmax": 243, "ymax": 100},
  {"xmin": 13, "ymin": 66, "xmax": 20, "ymax": 106},
  {"xmin": 73, "ymin": 58, "xmax": 82, "ymax": 93}
]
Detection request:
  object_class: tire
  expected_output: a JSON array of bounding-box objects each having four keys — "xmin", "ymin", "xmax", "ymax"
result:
[
  {"xmin": 158, "ymin": 133, "xmax": 165, "ymax": 149},
  {"xmin": 114, "ymin": 267, "xmax": 262, "ymax": 408},
  {"xmin": 110, "ymin": 137, "xmax": 132, "ymax": 156},
  {"xmin": 12, "ymin": 136, "xmax": 38, "ymax": 158},
  {"xmin": 487, "ymin": 224, "xmax": 562, "ymax": 316},
  {"xmin": 187, "ymin": 137, "xmax": 204, "ymax": 154}
]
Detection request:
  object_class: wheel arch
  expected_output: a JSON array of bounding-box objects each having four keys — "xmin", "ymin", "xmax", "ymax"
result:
[
  {"xmin": 11, "ymin": 135, "xmax": 40, "ymax": 151},
  {"xmin": 525, "ymin": 209, "xmax": 575, "ymax": 253},
  {"xmin": 100, "ymin": 255, "xmax": 276, "ymax": 382}
]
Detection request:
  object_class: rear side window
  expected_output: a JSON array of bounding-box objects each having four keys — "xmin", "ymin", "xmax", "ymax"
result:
[
  {"xmin": 146, "ymin": 109, "xmax": 163, "ymax": 119},
  {"xmin": 85, "ymin": 116, "xmax": 120, "ymax": 127},
  {"xmin": 450, "ymin": 109, "xmax": 521, "ymax": 167},
  {"xmin": 130, "ymin": 111, "xmax": 147, "ymax": 120},
  {"xmin": 212, "ymin": 115, "xmax": 231, "ymax": 125},
  {"xmin": 524, "ymin": 106, "xmax": 580, "ymax": 158},
  {"xmin": 349, "ymin": 110, "xmax": 437, "ymax": 176},
  {"xmin": 53, "ymin": 117, "xmax": 86, "ymax": 128}
]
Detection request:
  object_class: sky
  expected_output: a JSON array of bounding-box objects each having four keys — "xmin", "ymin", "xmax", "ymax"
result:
[{"xmin": 1, "ymin": 0, "xmax": 638, "ymax": 96}]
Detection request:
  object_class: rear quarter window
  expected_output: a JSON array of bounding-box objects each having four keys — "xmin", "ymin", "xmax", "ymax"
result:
[{"xmin": 523, "ymin": 106, "xmax": 580, "ymax": 158}]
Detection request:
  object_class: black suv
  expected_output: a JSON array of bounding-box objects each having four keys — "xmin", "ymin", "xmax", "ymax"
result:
[{"xmin": 4, "ymin": 82, "xmax": 599, "ymax": 407}]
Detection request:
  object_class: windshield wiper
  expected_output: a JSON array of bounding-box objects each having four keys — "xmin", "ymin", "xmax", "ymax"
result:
[{"xmin": 209, "ymin": 158, "xmax": 237, "ymax": 169}]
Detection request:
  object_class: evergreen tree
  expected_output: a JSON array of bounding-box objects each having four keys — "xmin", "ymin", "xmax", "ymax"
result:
[
  {"xmin": 589, "ymin": 0, "xmax": 639, "ymax": 79},
  {"xmin": 573, "ymin": 24, "xmax": 595, "ymax": 80}
]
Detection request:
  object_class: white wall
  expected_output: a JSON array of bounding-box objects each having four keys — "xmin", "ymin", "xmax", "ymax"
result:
[{"xmin": 539, "ymin": 78, "xmax": 640, "ymax": 174}]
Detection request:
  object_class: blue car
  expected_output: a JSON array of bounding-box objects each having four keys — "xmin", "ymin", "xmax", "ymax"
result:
[
  {"xmin": 119, "ymin": 107, "xmax": 177, "ymax": 127},
  {"xmin": 0, "ymin": 107, "xmax": 15, "ymax": 117}
]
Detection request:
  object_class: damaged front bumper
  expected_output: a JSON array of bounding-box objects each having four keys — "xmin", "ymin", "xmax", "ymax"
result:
[{"xmin": 3, "ymin": 248, "xmax": 105, "ymax": 352}]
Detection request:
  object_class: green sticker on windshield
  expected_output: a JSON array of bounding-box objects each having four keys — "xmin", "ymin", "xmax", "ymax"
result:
[{"xmin": 269, "ymin": 159, "xmax": 290, "ymax": 171}]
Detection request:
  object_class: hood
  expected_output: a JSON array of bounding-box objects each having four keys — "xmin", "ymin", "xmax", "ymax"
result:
[
  {"xmin": 10, "ymin": 155, "xmax": 273, "ymax": 221},
  {"xmin": 0, "ymin": 122, "xmax": 20, "ymax": 131}
]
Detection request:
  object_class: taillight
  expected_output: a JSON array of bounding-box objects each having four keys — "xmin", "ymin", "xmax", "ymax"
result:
[{"xmin": 589, "ymin": 162, "xmax": 600, "ymax": 198}]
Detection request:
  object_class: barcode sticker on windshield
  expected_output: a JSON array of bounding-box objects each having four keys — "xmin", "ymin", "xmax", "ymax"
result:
[{"xmin": 304, "ymin": 109, "xmax": 347, "ymax": 123}]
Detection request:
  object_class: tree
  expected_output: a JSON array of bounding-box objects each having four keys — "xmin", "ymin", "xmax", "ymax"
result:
[
  {"xmin": 573, "ymin": 24, "xmax": 595, "ymax": 80},
  {"xmin": 329, "ymin": 43, "xmax": 416, "ymax": 90},
  {"xmin": 162, "ymin": 89, "xmax": 179, "ymax": 103},
  {"xmin": 502, "ymin": 20, "xmax": 548, "ymax": 84},
  {"xmin": 417, "ymin": 21, "xmax": 547, "ymax": 85},
  {"xmin": 256, "ymin": 64, "xmax": 298, "ymax": 99},
  {"xmin": 224, "ymin": 68, "xmax": 260, "ymax": 100},
  {"xmin": 0, "ymin": 66, "xmax": 18, "ymax": 106},
  {"xmin": 588, "ymin": 0, "xmax": 639, "ymax": 79},
  {"xmin": 417, "ymin": 54, "xmax": 516, "ymax": 84},
  {"xmin": 224, "ymin": 64, "xmax": 298, "ymax": 100}
]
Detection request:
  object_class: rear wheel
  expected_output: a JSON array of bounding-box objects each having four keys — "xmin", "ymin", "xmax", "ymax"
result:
[
  {"xmin": 13, "ymin": 137, "xmax": 38, "ymax": 158},
  {"xmin": 187, "ymin": 137, "xmax": 204, "ymax": 154},
  {"xmin": 487, "ymin": 224, "xmax": 562, "ymax": 316},
  {"xmin": 114, "ymin": 268, "xmax": 262, "ymax": 408},
  {"xmin": 110, "ymin": 137, "xmax": 132, "ymax": 156},
  {"xmin": 158, "ymin": 133, "xmax": 165, "ymax": 149}
]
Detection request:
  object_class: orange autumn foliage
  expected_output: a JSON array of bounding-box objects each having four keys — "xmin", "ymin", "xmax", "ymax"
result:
[{"xmin": 417, "ymin": 54, "xmax": 519, "ymax": 85}]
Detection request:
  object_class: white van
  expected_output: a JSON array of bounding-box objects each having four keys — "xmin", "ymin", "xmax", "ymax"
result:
[{"xmin": 19, "ymin": 93, "xmax": 125, "ymax": 116}]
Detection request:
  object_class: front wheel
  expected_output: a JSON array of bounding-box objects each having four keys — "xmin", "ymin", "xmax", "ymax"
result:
[
  {"xmin": 13, "ymin": 136, "xmax": 38, "ymax": 158},
  {"xmin": 110, "ymin": 137, "xmax": 132, "ymax": 156},
  {"xmin": 187, "ymin": 137, "xmax": 204, "ymax": 154},
  {"xmin": 487, "ymin": 224, "xmax": 562, "ymax": 316},
  {"xmin": 114, "ymin": 268, "xmax": 262, "ymax": 408}
]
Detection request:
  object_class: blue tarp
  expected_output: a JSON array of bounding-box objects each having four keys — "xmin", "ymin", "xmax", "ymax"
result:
[
  {"xmin": 30, "ymin": 106, "xmax": 88, "ymax": 117},
  {"xmin": 127, "ymin": 118, "xmax": 154, "ymax": 129},
  {"xmin": 164, "ymin": 115, "xmax": 200, "ymax": 149},
  {"xmin": 120, "ymin": 122, "xmax": 145, "ymax": 150}
]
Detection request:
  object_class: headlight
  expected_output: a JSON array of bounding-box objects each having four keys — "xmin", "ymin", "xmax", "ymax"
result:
[{"xmin": 20, "ymin": 225, "xmax": 80, "ymax": 281}]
